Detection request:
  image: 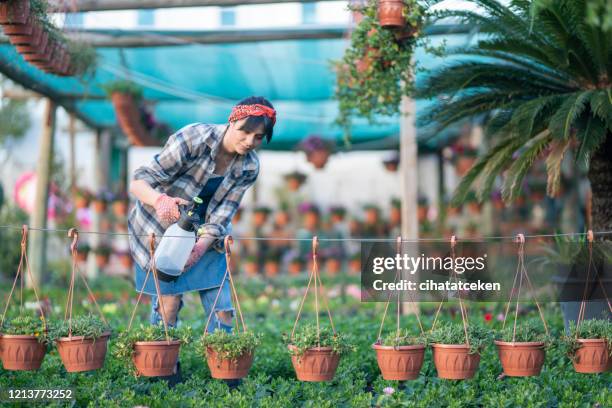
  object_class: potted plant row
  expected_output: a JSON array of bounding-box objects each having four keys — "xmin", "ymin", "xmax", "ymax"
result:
[{"xmin": 0, "ymin": 0, "xmax": 96, "ymax": 77}]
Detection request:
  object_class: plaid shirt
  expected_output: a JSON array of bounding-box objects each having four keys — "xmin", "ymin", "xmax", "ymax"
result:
[{"xmin": 128, "ymin": 123, "xmax": 259, "ymax": 270}]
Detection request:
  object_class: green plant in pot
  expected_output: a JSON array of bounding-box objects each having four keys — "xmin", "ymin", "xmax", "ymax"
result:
[
  {"xmin": 334, "ymin": 0, "xmax": 431, "ymax": 140},
  {"xmin": 561, "ymin": 318, "xmax": 611, "ymax": 373},
  {"xmin": 0, "ymin": 314, "xmax": 49, "ymax": 371},
  {"xmin": 66, "ymin": 39, "xmax": 97, "ymax": 78},
  {"xmin": 373, "ymin": 329, "xmax": 428, "ymax": 380},
  {"xmin": 199, "ymin": 330, "xmax": 261, "ymax": 379},
  {"xmin": 283, "ymin": 324, "xmax": 355, "ymax": 382},
  {"xmin": 494, "ymin": 319, "xmax": 551, "ymax": 377},
  {"xmin": 113, "ymin": 322, "xmax": 192, "ymax": 377},
  {"xmin": 429, "ymin": 323, "xmax": 492, "ymax": 380},
  {"xmin": 49, "ymin": 313, "xmax": 111, "ymax": 372}
]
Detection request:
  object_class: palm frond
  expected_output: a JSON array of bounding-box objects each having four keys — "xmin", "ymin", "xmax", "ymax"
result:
[
  {"xmin": 549, "ymin": 91, "xmax": 592, "ymax": 139},
  {"xmin": 545, "ymin": 139, "xmax": 571, "ymax": 196}
]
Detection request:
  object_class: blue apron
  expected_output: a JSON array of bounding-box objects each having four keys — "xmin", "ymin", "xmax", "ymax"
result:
[{"xmin": 134, "ymin": 176, "xmax": 227, "ymax": 296}]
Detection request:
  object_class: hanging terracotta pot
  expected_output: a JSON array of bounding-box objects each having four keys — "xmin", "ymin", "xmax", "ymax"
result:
[
  {"xmin": 571, "ymin": 339, "xmax": 610, "ymax": 373},
  {"xmin": 92, "ymin": 199, "xmax": 107, "ymax": 214},
  {"xmin": 432, "ymin": 344, "xmax": 480, "ymax": 380},
  {"xmin": 23, "ymin": 38, "xmax": 55, "ymax": 63},
  {"xmin": 325, "ymin": 258, "xmax": 342, "ymax": 276},
  {"xmin": 132, "ymin": 340, "xmax": 181, "ymax": 377},
  {"xmin": 76, "ymin": 249, "xmax": 89, "ymax": 263},
  {"xmin": 0, "ymin": 0, "xmax": 30, "ymax": 25},
  {"xmin": 1, "ymin": 335, "xmax": 46, "ymax": 371},
  {"xmin": 2, "ymin": 13, "xmax": 33, "ymax": 37},
  {"xmin": 243, "ymin": 260, "xmax": 259, "ymax": 277},
  {"xmin": 372, "ymin": 344, "xmax": 425, "ymax": 380},
  {"xmin": 56, "ymin": 332, "xmax": 110, "ymax": 372},
  {"xmin": 111, "ymin": 92, "xmax": 158, "ymax": 147},
  {"xmin": 494, "ymin": 340, "xmax": 546, "ymax": 377},
  {"xmin": 15, "ymin": 24, "xmax": 47, "ymax": 54},
  {"xmin": 205, "ymin": 347, "xmax": 254, "ymax": 379},
  {"xmin": 118, "ymin": 253, "xmax": 134, "ymax": 269},
  {"xmin": 264, "ymin": 261, "xmax": 280, "ymax": 277},
  {"xmin": 95, "ymin": 253, "xmax": 110, "ymax": 268},
  {"xmin": 288, "ymin": 260, "xmax": 302, "ymax": 276},
  {"xmin": 8, "ymin": 18, "xmax": 40, "ymax": 47},
  {"xmin": 378, "ymin": 0, "xmax": 405, "ymax": 28},
  {"xmin": 288, "ymin": 345, "xmax": 340, "ymax": 382}
]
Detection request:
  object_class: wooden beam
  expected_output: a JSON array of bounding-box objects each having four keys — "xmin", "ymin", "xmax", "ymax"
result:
[
  {"xmin": 49, "ymin": 0, "xmax": 333, "ymax": 12},
  {"xmin": 27, "ymin": 99, "xmax": 57, "ymax": 288}
]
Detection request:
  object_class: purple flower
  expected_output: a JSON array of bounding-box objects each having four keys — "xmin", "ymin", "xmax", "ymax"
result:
[{"xmin": 383, "ymin": 387, "xmax": 395, "ymax": 395}]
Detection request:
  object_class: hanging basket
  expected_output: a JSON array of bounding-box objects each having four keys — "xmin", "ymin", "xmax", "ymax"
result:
[
  {"xmin": 8, "ymin": 18, "xmax": 40, "ymax": 47},
  {"xmin": 378, "ymin": 0, "xmax": 406, "ymax": 28},
  {"xmin": 206, "ymin": 348, "xmax": 254, "ymax": 379},
  {"xmin": 56, "ymin": 332, "xmax": 111, "ymax": 372},
  {"xmin": 288, "ymin": 345, "xmax": 340, "ymax": 382},
  {"xmin": 571, "ymin": 339, "xmax": 610, "ymax": 373},
  {"xmin": 110, "ymin": 92, "xmax": 158, "ymax": 147},
  {"xmin": 494, "ymin": 341, "xmax": 546, "ymax": 377},
  {"xmin": 432, "ymin": 344, "xmax": 481, "ymax": 380},
  {"xmin": 0, "ymin": 0, "xmax": 30, "ymax": 25},
  {"xmin": 1, "ymin": 335, "xmax": 46, "ymax": 371},
  {"xmin": 372, "ymin": 344, "xmax": 425, "ymax": 381},
  {"xmin": 201, "ymin": 237, "xmax": 257, "ymax": 380},
  {"xmin": 132, "ymin": 340, "xmax": 181, "ymax": 376},
  {"xmin": 15, "ymin": 24, "xmax": 48, "ymax": 54}
]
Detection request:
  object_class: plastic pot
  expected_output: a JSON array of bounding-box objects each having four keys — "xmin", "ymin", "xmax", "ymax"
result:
[
  {"xmin": 288, "ymin": 345, "xmax": 340, "ymax": 382},
  {"xmin": 372, "ymin": 343, "xmax": 425, "ymax": 380},
  {"xmin": 571, "ymin": 339, "xmax": 610, "ymax": 373},
  {"xmin": 494, "ymin": 340, "xmax": 546, "ymax": 377},
  {"xmin": 1, "ymin": 334, "xmax": 46, "ymax": 371},
  {"xmin": 16, "ymin": 24, "xmax": 48, "ymax": 54},
  {"xmin": 432, "ymin": 344, "xmax": 481, "ymax": 380},
  {"xmin": 205, "ymin": 347, "xmax": 254, "ymax": 379},
  {"xmin": 132, "ymin": 340, "xmax": 181, "ymax": 377},
  {"xmin": 111, "ymin": 92, "xmax": 157, "ymax": 147},
  {"xmin": 0, "ymin": 0, "xmax": 30, "ymax": 25},
  {"xmin": 56, "ymin": 332, "xmax": 110, "ymax": 372},
  {"xmin": 8, "ymin": 18, "xmax": 40, "ymax": 46}
]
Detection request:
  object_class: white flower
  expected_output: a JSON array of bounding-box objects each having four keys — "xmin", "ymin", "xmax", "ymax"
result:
[{"xmin": 383, "ymin": 387, "xmax": 395, "ymax": 395}]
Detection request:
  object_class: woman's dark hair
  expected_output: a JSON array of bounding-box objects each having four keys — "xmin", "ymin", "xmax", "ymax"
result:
[{"xmin": 235, "ymin": 96, "xmax": 275, "ymax": 143}]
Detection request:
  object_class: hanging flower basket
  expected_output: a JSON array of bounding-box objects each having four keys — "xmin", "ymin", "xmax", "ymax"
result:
[
  {"xmin": 571, "ymin": 339, "xmax": 610, "ymax": 373},
  {"xmin": 288, "ymin": 344, "xmax": 341, "ymax": 382},
  {"xmin": 132, "ymin": 339, "xmax": 182, "ymax": 376},
  {"xmin": 378, "ymin": 0, "xmax": 405, "ymax": 28},
  {"xmin": 56, "ymin": 332, "xmax": 110, "ymax": 372},
  {"xmin": 7, "ymin": 18, "xmax": 40, "ymax": 46},
  {"xmin": 0, "ymin": 0, "xmax": 30, "ymax": 25},
  {"xmin": 494, "ymin": 340, "xmax": 546, "ymax": 377},
  {"xmin": 15, "ymin": 23, "xmax": 47, "ymax": 54},
  {"xmin": 1, "ymin": 334, "xmax": 46, "ymax": 371},
  {"xmin": 107, "ymin": 84, "xmax": 159, "ymax": 147},
  {"xmin": 373, "ymin": 343, "xmax": 425, "ymax": 380},
  {"xmin": 431, "ymin": 343, "xmax": 481, "ymax": 380},
  {"xmin": 2, "ymin": 13, "xmax": 33, "ymax": 37}
]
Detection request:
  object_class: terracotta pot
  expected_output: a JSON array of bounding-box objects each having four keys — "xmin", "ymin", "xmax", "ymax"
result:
[
  {"xmin": 243, "ymin": 261, "xmax": 258, "ymax": 277},
  {"xmin": 288, "ymin": 261, "xmax": 302, "ymax": 276},
  {"xmin": 56, "ymin": 332, "xmax": 110, "ymax": 372},
  {"xmin": 95, "ymin": 254, "xmax": 110, "ymax": 268},
  {"xmin": 0, "ymin": 0, "xmax": 30, "ymax": 25},
  {"xmin": 432, "ymin": 344, "xmax": 480, "ymax": 380},
  {"xmin": 571, "ymin": 339, "xmax": 610, "ymax": 373},
  {"xmin": 118, "ymin": 254, "xmax": 133, "ymax": 269},
  {"xmin": 2, "ymin": 14, "xmax": 33, "ymax": 37},
  {"xmin": 1, "ymin": 334, "xmax": 46, "ymax": 371},
  {"xmin": 378, "ymin": 0, "xmax": 405, "ymax": 28},
  {"xmin": 76, "ymin": 250, "xmax": 89, "ymax": 263},
  {"xmin": 264, "ymin": 261, "xmax": 280, "ymax": 277},
  {"xmin": 132, "ymin": 340, "xmax": 181, "ymax": 377},
  {"xmin": 349, "ymin": 259, "xmax": 361, "ymax": 274},
  {"xmin": 92, "ymin": 200, "xmax": 107, "ymax": 213},
  {"xmin": 15, "ymin": 25, "xmax": 48, "ymax": 54},
  {"xmin": 8, "ymin": 18, "xmax": 40, "ymax": 46},
  {"xmin": 494, "ymin": 340, "xmax": 546, "ymax": 377},
  {"xmin": 288, "ymin": 345, "xmax": 340, "ymax": 382},
  {"xmin": 112, "ymin": 200, "xmax": 128, "ymax": 217},
  {"xmin": 111, "ymin": 93, "xmax": 158, "ymax": 147},
  {"xmin": 205, "ymin": 347, "xmax": 254, "ymax": 379},
  {"xmin": 372, "ymin": 343, "xmax": 425, "ymax": 380},
  {"xmin": 455, "ymin": 156, "xmax": 476, "ymax": 176},
  {"xmin": 23, "ymin": 39, "xmax": 54, "ymax": 63},
  {"xmin": 325, "ymin": 259, "xmax": 342, "ymax": 275}
]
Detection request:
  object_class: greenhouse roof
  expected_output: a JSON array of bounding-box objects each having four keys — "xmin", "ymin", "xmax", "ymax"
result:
[{"xmin": 0, "ymin": 25, "xmax": 472, "ymax": 151}]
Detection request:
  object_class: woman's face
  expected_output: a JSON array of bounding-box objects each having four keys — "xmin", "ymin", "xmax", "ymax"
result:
[{"xmin": 225, "ymin": 118, "xmax": 266, "ymax": 155}]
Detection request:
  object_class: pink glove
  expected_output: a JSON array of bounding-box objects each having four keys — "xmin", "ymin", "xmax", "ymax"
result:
[
  {"xmin": 154, "ymin": 194, "xmax": 189, "ymax": 224},
  {"xmin": 184, "ymin": 238, "xmax": 210, "ymax": 270}
]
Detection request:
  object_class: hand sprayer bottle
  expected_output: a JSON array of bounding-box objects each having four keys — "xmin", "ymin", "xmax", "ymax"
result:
[{"xmin": 154, "ymin": 197, "xmax": 203, "ymax": 280}]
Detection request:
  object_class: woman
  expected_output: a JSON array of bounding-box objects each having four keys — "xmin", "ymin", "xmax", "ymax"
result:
[{"xmin": 128, "ymin": 96, "xmax": 276, "ymax": 335}]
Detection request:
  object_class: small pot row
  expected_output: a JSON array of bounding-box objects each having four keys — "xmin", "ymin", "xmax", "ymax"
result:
[
  {"xmin": 0, "ymin": 1, "xmax": 74, "ymax": 76},
  {"xmin": 2, "ymin": 336, "xmax": 608, "ymax": 379}
]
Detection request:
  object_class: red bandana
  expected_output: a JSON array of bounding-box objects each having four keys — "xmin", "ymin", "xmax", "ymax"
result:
[{"xmin": 228, "ymin": 104, "xmax": 277, "ymax": 126}]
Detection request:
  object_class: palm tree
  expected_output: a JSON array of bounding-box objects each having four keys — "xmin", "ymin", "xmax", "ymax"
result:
[{"xmin": 417, "ymin": 0, "xmax": 612, "ymax": 232}]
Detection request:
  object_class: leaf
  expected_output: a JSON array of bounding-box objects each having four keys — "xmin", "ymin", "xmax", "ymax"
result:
[
  {"xmin": 548, "ymin": 91, "xmax": 592, "ymax": 139},
  {"xmin": 545, "ymin": 139, "xmax": 571, "ymax": 196},
  {"xmin": 590, "ymin": 90, "xmax": 612, "ymax": 131},
  {"xmin": 575, "ymin": 115, "xmax": 608, "ymax": 167}
]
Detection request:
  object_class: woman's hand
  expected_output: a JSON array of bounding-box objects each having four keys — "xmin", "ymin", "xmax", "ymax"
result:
[{"xmin": 154, "ymin": 194, "xmax": 190, "ymax": 224}]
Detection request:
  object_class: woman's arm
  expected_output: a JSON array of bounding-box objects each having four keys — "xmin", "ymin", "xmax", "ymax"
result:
[{"xmin": 129, "ymin": 179, "xmax": 163, "ymax": 207}]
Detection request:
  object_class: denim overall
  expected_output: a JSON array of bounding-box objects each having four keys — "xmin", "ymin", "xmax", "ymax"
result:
[{"xmin": 134, "ymin": 175, "xmax": 234, "ymax": 333}]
